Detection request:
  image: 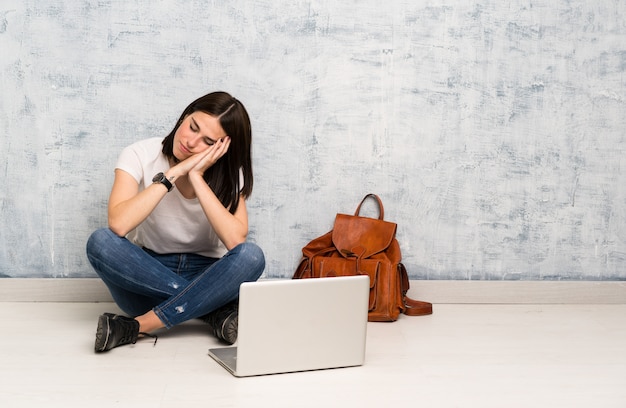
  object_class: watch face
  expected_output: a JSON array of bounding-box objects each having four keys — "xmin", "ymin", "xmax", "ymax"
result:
[{"xmin": 152, "ymin": 172, "xmax": 164, "ymax": 183}]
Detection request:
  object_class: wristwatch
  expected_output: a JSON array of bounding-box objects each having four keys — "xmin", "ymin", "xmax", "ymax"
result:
[{"xmin": 152, "ymin": 172, "xmax": 173, "ymax": 192}]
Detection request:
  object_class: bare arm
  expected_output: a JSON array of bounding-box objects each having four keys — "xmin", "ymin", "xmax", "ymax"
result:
[
  {"xmin": 189, "ymin": 173, "xmax": 249, "ymax": 250},
  {"xmin": 107, "ymin": 169, "xmax": 169, "ymax": 237},
  {"xmin": 187, "ymin": 136, "xmax": 249, "ymax": 250}
]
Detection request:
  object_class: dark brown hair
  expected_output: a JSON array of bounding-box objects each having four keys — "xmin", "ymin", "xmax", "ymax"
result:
[{"xmin": 162, "ymin": 91, "xmax": 253, "ymax": 214}]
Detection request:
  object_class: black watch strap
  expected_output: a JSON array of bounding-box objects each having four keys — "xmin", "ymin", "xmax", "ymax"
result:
[{"xmin": 152, "ymin": 172, "xmax": 173, "ymax": 192}]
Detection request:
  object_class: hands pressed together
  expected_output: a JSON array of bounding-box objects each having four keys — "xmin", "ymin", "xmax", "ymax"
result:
[{"xmin": 170, "ymin": 136, "xmax": 231, "ymax": 181}]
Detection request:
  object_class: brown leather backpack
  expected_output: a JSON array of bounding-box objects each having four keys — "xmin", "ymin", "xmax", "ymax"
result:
[{"xmin": 293, "ymin": 194, "xmax": 432, "ymax": 321}]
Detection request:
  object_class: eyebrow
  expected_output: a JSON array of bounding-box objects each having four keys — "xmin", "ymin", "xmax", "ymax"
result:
[{"xmin": 190, "ymin": 117, "xmax": 217, "ymax": 144}]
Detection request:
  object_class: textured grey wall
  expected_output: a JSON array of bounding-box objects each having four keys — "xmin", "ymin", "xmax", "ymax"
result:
[{"xmin": 1, "ymin": 1, "xmax": 625, "ymax": 280}]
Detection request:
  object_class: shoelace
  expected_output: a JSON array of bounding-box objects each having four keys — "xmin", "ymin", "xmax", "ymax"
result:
[{"xmin": 139, "ymin": 332, "xmax": 159, "ymax": 347}]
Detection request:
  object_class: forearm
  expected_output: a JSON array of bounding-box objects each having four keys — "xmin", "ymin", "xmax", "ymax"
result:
[
  {"xmin": 188, "ymin": 173, "xmax": 248, "ymax": 250},
  {"xmin": 108, "ymin": 183, "xmax": 169, "ymax": 237}
]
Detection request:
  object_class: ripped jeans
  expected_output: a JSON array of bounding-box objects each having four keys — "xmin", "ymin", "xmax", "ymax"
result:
[{"xmin": 86, "ymin": 228, "xmax": 265, "ymax": 328}]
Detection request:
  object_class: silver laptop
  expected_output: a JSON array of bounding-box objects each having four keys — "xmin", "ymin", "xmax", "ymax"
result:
[{"xmin": 208, "ymin": 275, "xmax": 369, "ymax": 377}]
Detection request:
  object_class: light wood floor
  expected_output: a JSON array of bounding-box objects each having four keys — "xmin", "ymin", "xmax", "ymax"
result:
[{"xmin": 0, "ymin": 302, "xmax": 624, "ymax": 408}]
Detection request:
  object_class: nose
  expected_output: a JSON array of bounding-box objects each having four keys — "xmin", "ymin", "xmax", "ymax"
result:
[{"xmin": 186, "ymin": 134, "xmax": 201, "ymax": 150}]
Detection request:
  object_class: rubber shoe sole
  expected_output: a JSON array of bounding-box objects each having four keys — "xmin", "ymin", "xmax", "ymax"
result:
[
  {"xmin": 94, "ymin": 314, "xmax": 112, "ymax": 352},
  {"xmin": 220, "ymin": 312, "xmax": 238, "ymax": 345}
]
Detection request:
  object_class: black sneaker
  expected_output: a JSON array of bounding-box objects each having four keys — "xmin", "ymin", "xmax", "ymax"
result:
[
  {"xmin": 94, "ymin": 314, "xmax": 157, "ymax": 352},
  {"xmin": 200, "ymin": 301, "xmax": 238, "ymax": 345}
]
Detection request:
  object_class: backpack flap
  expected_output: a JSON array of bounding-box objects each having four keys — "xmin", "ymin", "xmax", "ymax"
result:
[{"xmin": 331, "ymin": 213, "xmax": 397, "ymax": 259}]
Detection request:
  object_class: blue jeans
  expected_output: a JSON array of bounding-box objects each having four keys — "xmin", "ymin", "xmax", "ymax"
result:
[{"xmin": 86, "ymin": 228, "xmax": 265, "ymax": 328}]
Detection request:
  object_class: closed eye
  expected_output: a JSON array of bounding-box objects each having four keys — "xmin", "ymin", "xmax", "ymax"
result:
[{"xmin": 190, "ymin": 117, "xmax": 217, "ymax": 146}]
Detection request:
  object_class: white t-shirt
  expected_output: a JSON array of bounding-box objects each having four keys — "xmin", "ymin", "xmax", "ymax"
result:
[{"xmin": 115, "ymin": 137, "xmax": 228, "ymax": 258}]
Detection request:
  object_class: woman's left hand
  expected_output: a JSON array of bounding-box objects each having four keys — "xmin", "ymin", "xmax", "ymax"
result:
[{"xmin": 189, "ymin": 136, "xmax": 231, "ymax": 176}]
